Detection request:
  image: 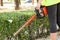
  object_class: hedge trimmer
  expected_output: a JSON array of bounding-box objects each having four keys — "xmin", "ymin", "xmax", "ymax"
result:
[{"xmin": 13, "ymin": 6, "xmax": 47, "ymax": 36}]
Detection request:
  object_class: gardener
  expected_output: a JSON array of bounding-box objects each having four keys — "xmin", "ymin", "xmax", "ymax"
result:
[{"xmin": 36, "ymin": 0, "xmax": 60, "ymax": 40}]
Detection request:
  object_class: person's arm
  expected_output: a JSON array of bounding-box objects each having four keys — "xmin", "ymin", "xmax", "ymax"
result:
[{"xmin": 36, "ymin": 0, "xmax": 43, "ymax": 10}]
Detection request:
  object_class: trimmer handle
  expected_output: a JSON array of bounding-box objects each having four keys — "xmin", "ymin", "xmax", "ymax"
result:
[
  {"xmin": 34, "ymin": 8, "xmax": 44, "ymax": 18},
  {"xmin": 35, "ymin": 6, "xmax": 47, "ymax": 18}
]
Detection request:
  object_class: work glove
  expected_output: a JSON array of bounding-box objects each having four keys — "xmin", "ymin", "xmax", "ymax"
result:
[{"xmin": 34, "ymin": 7, "xmax": 45, "ymax": 18}]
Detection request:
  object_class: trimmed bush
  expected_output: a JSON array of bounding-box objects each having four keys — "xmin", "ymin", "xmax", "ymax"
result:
[{"xmin": 0, "ymin": 11, "xmax": 49, "ymax": 40}]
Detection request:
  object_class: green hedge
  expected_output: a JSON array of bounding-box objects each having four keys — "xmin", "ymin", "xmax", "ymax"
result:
[{"xmin": 0, "ymin": 11, "xmax": 49, "ymax": 40}]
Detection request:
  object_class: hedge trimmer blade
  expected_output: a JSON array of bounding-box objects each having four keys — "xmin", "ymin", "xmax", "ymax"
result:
[{"xmin": 13, "ymin": 14, "xmax": 36, "ymax": 36}]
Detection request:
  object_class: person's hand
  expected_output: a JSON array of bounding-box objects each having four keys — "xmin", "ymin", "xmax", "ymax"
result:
[
  {"xmin": 35, "ymin": 3, "xmax": 40, "ymax": 10},
  {"xmin": 35, "ymin": 3, "xmax": 41, "ymax": 13}
]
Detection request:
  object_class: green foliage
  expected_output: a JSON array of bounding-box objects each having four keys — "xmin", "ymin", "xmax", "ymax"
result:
[{"xmin": 0, "ymin": 11, "xmax": 49, "ymax": 40}]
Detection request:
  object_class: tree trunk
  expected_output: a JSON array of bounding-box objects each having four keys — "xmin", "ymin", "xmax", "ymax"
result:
[
  {"xmin": 37, "ymin": 0, "xmax": 38, "ymax": 3},
  {"xmin": 15, "ymin": 0, "xmax": 21, "ymax": 10},
  {"xmin": 19, "ymin": 0, "xmax": 21, "ymax": 5},
  {"xmin": 1, "ymin": 0, "xmax": 3, "ymax": 6},
  {"xmin": 8, "ymin": 0, "xmax": 9, "ymax": 1},
  {"xmin": 32, "ymin": 0, "xmax": 34, "ymax": 5}
]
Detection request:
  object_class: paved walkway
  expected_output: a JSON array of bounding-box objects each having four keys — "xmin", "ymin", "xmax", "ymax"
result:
[
  {"xmin": 36, "ymin": 35, "xmax": 60, "ymax": 40},
  {"xmin": 0, "ymin": 2, "xmax": 37, "ymax": 9},
  {"xmin": 0, "ymin": 2, "xmax": 37, "ymax": 12}
]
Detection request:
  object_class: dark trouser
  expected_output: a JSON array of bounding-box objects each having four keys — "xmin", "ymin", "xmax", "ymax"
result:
[{"xmin": 46, "ymin": 3, "xmax": 60, "ymax": 33}]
